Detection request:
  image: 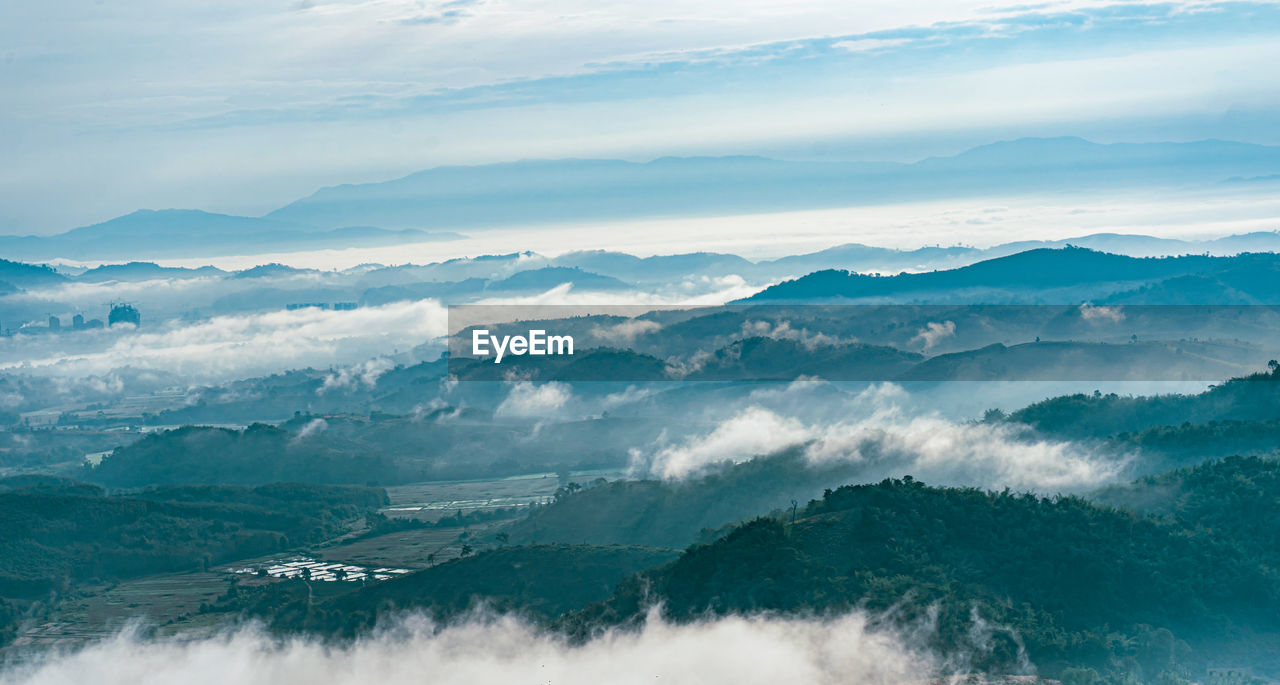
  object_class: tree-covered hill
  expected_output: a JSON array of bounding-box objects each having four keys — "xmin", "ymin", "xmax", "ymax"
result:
[
  {"xmin": 0, "ymin": 480, "xmax": 386, "ymax": 599},
  {"xmin": 213, "ymin": 544, "xmax": 678, "ymax": 637},
  {"xmin": 569, "ymin": 458, "xmax": 1280, "ymax": 682},
  {"xmin": 0, "ymin": 258, "xmax": 66, "ymax": 288},
  {"xmin": 1005, "ymin": 364, "xmax": 1280, "ymax": 439},
  {"xmin": 86, "ymin": 423, "xmax": 405, "ymax": 487},
  {"xmin": 1094, "ymin": 455, "xmax": 1280, "ymax": 560},
  {"xmin": 84, "ymin": 413, "xmax": 664, "ymax": 488},
  {"xmin": 506, "ymin": 450, "xmax": 873, "ymax": 549},
  {"xmin": 744, "ymin": 248, "xmax": 1280, "ymax": 303}
]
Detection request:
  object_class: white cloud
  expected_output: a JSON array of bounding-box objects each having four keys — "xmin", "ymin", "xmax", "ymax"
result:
[
  {"xmin": 738, "ymin": 319, "xmax": 854, "ymax": 349},
  {"xmin": 804, "ymin": 410, "xmax": 1123, "ymax": 492},
  {"xmin": 1079, "ymin": 304, "xmax": 1126, "ymax": 323},
  {"xmin": 647, "ymin": 406, "xmax": 813, "ymax": 479},
  {"xmin": 0, "ymin": 300, "xmax": 448, "ymax": 385},
  {"xmin": 293, "ymin": 417, "xmax": 328, "ymax": 441},
  {"xmin": 0, "ymin": 610, "xmax": 941, "ymax": 685},
  {"xmin": 910, "ymin": 321, "xmax": 956, "ymax": 351},
  {"xmin": 4, "ymin": 0, "xmax": 1273, "ymax": 234},
  {"xmin": 590, "ymin": 319, "xmax": 663, "ymax": 345},
  {"xmin": 634, "ymin": 383, "xmax": 1125, "ymax": 490},
  {"xmin": 600, "ymin": 385, "xmax": 655, "ymax": 409},
  {"xmin": 831, "ymin": 37, "xmax": 913, "ymax": 53},
  {"xmin": 495, "ymin": 381, "xmax": 572, "ymax": 417},
  {"xmin": 320, "ymin": 356, "xmax": 396, "ymax": 393}
]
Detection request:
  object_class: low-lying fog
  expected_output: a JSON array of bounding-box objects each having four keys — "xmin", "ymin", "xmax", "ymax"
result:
[
  {"xmin": 90, "ymin": 187, "xmax": 1280, "ymax": 271},
  {"xmin": 0, "ymin": 607, "xmax": 1010, "ymax": 685}
]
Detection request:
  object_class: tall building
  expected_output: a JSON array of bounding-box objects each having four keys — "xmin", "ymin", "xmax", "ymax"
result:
[
  {"xmin": 108, "ymin": 304, "xmax": 141, "ymax": 328},
  {"xmin": 48, "ymin": 315, "xmax": 60, "ymax": 332}
]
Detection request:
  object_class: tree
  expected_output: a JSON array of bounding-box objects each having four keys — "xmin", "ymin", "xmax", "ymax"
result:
[{"xmin": 1060, "ymin": 668, "xmax": 1099, "ymax": 685}]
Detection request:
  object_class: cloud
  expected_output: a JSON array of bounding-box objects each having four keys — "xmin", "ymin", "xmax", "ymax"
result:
[
  {"xmin": 320, "ymin": 356, "xmax": 396, "ymax": 394},
  {"xmin": 600, "ymin": 385, "xmax": 655, "ymax": 409},
  {"xmin": 647, "ymin": 406, "xmax": 813, "ymax": 479},
  {"xmin": 802, "ymin": 408, "xmax": 1123, "ymax": 491},
  {"xmin": 831, "ymin": 37, "xmax": 913, "ymax": 52},
  {"xmin": 7, "ymin": 0, "xmax": 1277, "ymax": 234},
  {"xmin": 0, "ymin": 610, "xmax": 944, "ymax": 685},
  {"xmin": 399, "ymin": 0, "xmax": 481, "ymax": 27},
  {"xmin": 910, "ymin": 320, "xmax": 956, "ymax": 351},
  {"xmin": 738, "ymin": 319, "xmax": 855, "ymax": 349},
  {"xmin": 1079, "ymin": 303, "xmax": 1125, "ymax": 323},
  {"xmin": 634, "ymin": 383, "xmax": 1125, "ymax": 490},
  {"xmin": 292, "ymin": 417, "xmax": 328, "ymax": 441},
  {"xmin": 495, "ymin": 381, "xmax": 572, "ymax": 417},
  {"xmin": 590, "ymin": 319, "xmax": 663, "ymax": 345},
  {"xmin": 0, "ymin": 300, "xmax": 448, "ymax": 385}
]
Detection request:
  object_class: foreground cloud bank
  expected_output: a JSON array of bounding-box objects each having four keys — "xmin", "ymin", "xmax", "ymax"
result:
[{"xmin": 1, "ymin": 612, "xmax": 938, "ymax": 685}]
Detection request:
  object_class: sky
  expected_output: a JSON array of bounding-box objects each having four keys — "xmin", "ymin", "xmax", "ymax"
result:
[{"xmin": 2, "ymin": 0, "xmax": 1280, "ymax": 235}]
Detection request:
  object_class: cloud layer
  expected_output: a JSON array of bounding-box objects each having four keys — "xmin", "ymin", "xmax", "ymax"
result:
[
  {"xmin": 4, "ymin": 0, "xmax": 1279, "ymax": 233},
  {"xmin": 0, "ymin": 300, "xmax": 448, "ymax": 385},
  {"xmin": 0, "ymin": 611, "xmax": 937, "ymax": 685},
  {"xmin": 638, "ymin": 383, "xmax": 1125, "ymax": 490}
]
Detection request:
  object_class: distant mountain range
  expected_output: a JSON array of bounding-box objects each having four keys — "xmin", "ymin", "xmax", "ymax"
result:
[
  {"xmin": 4, "ymin": 137, "xmax": 1280, "ymax": 261},
  {"xmin": 267, "ymin": 137, "xmax": 1280, "ymax": 231},
  {"xmin": 0, "ymin": 210, "xmax": 462, "ymax": 261},
  {"xmin": 10, "ymin": 241, "xmax": 1280, "ymax": 338},
  {"xmin": 743, "ymin": 247, "xmax": 1280, "ymax": 304}
]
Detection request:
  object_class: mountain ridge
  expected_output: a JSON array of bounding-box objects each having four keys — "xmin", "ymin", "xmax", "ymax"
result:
[{"xmin": 7, "ymin": 137, "xmax": 1280, "ymax": 261}]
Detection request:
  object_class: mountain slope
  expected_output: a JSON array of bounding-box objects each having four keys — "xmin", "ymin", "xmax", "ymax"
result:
[
  {"xmin": 0, "ymin": 258, "xmax": 66, "ymax": 288},
  {"xmin": 742, "ymin": 248, "xmax": 1272, "ymax": 302},
  {"xmin": 571, "ymin": 462, "xmax": 1280, "ymax": 679}
]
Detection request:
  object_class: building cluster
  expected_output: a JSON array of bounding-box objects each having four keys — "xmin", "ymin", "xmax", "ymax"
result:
[
  {"xmin": 4, "ymin": 303, "xmax": 139, "ymax": 336},
  {"xmin": 228, "ymin": 557, "xmax": 411, "ymax": 583}
]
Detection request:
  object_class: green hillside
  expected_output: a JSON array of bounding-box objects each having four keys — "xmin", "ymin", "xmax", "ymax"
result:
[
  {"xmin": 569, "ymin": 458, "xmax": 1280, "ymax": 682},
  {"xmin": 206, "ymin": 544, "xmax": 677, "ymax": 637}
]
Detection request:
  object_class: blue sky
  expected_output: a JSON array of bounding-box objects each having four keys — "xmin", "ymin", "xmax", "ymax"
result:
[{"xmin": 2, "ymin": 0, "xmax": 1280, "ymax": 234}]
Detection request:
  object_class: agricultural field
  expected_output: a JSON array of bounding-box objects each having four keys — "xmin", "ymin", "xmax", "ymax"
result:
[
  {"xmin": 8, "ymin": 572, "xmax": 228, "ymax": 652},
  {"xmin": 381, "ymin": 470, "xmax": 623, "ymax": 521},
  {"xmin": 315, "ymin": 521, "xmax": 513, "ymax": 568}
]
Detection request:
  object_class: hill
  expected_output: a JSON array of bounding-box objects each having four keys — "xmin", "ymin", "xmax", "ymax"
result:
[
  {"xmin": 86, "ymin": 424, "xmax": 403, "ymax": 487},
  {"xmin": 506, "ymin": 451, "xmax": 884, "ymax": 549},
  {"xmin": 76, "ymin": 261, "xmax": 227, "ymax": 282},
  {"xmin": 0, "ymin": 258, "xmax": 66, "ymax": 288},
  {"xmin": 743, "ymin": 248, "xmax": 1229, "ymax": 302},
  {"xmin": 213, "ymin": 544, "xmax": 679, "ymax": 637},
  {"xmin": 83, "ymin": 412, "xmax": 664, "ymax": 487},
  {"xmin": 570, "ymin": 458, "xmax": 1280, "ymax": 681},
  {"xmin": 485, "ymin": 266, "xmax": 630, "ymax": 292},
  {"xmin": 1005, "ymin": 365, "xmax": 1280, "ymax": 439},
  {"xmin": 0, "ymin": 480, "xmax": 386, "ymax": 599}
]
